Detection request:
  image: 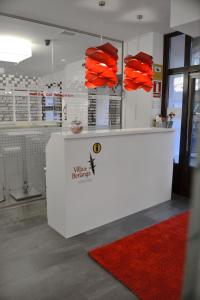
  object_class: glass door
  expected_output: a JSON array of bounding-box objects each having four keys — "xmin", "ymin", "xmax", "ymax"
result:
[
  {"xmin": 162, "ymin": 32, "xmax": 200, "ymax": 198},
  {"xmin": 168, "ymin": 74, "xmax": 184, "ymax": 165},
  {"xmin": 167, "ymin": 73, "xmax": 185, "ymax": 195},
  {"xmin": 183, "ymin": 73, "xmax": 200, "ymax": 196},
  {"xmin": 188, "ymin": 74, "xmax": 200, "ymax": 168},
  {"xmin": 168, "ymin": 73, "xmax": 200, "ymax": 197}
]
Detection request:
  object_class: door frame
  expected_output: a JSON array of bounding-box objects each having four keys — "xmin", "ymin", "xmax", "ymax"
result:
[
  {"xmin": 173, "ymin": 72, "xmax": 200, "ymax": 197},
  {"xmin": 162, "ymin": 32, "xmax": 200, "ymax": 197},
  {"xmin": 181, "ymin": 73, "xmax": 200, "ymax": 196},
  {"xmin": 187, "ymin": 73, "xmax": 200, "ymax": 164}
]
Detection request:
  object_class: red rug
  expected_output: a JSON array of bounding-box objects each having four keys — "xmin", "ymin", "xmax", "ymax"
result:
[{"xmin": 89, "ymin": 212, "xmax": 189, "ymax": 300}]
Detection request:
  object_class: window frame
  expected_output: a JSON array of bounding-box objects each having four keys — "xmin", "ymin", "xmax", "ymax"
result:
[{"xmin": 162, "ymin": 32, "xmax": 200, "ymax": 117}]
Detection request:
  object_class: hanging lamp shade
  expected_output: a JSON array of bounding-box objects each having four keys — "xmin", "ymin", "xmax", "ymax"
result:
[
  {"xmin": 85, "ymin": 42, "xmax": 118, "ymax": 88},
  {"xmin": 124, "ymin": 52, "xmax": 153, "ymax": 92}
]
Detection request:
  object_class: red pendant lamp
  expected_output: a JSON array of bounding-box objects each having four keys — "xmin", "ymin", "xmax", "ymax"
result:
[
  {"xmin": 124, "ymin": 52, "xmax": 153, "ymax": 92},
  {"xmin": 85, "ymin": 42, "xmax": 118, "ymax": 88}
]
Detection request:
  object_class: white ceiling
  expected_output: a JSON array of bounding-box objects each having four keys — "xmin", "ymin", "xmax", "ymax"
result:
[
  {"xmin": 0, "ymin": 0, "xmax": 171, "ymax": 40},
  {"xmin": 170, "ymin": 0, "xmax": 200, "ymax": 37}
]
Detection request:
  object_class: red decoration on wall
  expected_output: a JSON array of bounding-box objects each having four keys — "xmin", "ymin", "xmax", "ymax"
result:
[
  {"xmin": 124, "ymin": 52, "xmax": 153, "ymax": 92},
  {"xmin": 85, "ymin": 42, "xmax": 118, "ymax": 88}
]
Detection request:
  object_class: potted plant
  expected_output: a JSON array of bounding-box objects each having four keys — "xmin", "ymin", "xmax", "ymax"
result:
[
  {"xmin": 153, "ymin": 112, "xmax": 176, "ymax": 128},
  {"xmin": 167, "ymin": 112, "xmax": 176, "ymax": 128}
]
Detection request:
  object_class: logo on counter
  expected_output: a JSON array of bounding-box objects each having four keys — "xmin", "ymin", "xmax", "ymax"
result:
[
  {"xmin": 88, "ymin": 153, "xmax": 96, "ymax": 175},
  {"xmin": 93, "ymin": 142, "xmax": 101, "ymax": 154},
  {"xmin": 72, "ymin": 153, "xmax": 97, "ymax": 182},
  {"xmin": 72, "ymin": 166, "xmax": 91, "ymax": 180}
]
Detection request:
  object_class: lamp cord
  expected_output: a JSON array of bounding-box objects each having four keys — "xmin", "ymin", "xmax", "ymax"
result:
[{"xmin": 51, "ymin": 40, "xmax": 54, "ymax": 74}]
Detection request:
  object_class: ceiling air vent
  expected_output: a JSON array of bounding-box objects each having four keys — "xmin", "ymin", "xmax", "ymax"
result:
[{"xmin": 60, "ymin": 30, "xmax": 76, "ymax": 37}]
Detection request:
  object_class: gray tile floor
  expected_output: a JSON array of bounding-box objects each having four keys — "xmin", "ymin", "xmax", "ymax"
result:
[{"xmin": 0, "ymin": 196, "xmax": 189, "ymax": 300}]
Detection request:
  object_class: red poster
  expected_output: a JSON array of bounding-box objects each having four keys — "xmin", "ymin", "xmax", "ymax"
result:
[{"xmin": 153, "ymin": 81, "xmax": 162, "ymax": 98}]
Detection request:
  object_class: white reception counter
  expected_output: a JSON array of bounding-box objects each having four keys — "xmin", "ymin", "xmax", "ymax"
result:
[{"xmin": 46, "ymin": 128, "xmax": 174, "ymax": 238}]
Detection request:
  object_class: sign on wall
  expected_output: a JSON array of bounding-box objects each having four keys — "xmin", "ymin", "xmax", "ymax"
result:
[
  {"xmin": 153, "ymin": 80, "xmax": 162, "ymax": 98},
  {"xmin": 62, "ymin": 92, "xmax": 88, "ymax": 128},
  {"xmin": 152, "ymin": 64, "xmax": 163, "ymax": 119},
  {"xmin": 93, "ymin": 143, "xmax": 102, "ymax": 154},
  {"xmin": 153, "ymin": 64, "xmax": 163, "ymax": 81}
]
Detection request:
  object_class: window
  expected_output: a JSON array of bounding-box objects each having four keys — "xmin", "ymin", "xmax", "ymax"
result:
[
  {"xmin": 168, "ymin": 74, "xmax": 184, "ymax": 163},
  {"xmin": 190, "ymin": 78, "xmax": 200, "ymax": 167},
  {"xmin": 0, "ymin": 16, "xmax": 123, "ymax": 129},
  {"xmin": 169, "ymin": 34, "xmax": 185, "ymax": 69},
  {"xmin": 191, "ymin": 36, "xmax": 200, "ymax": 66}
]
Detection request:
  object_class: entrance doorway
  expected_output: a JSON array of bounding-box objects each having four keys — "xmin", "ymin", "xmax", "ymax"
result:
[
  {"xmin": 162, "ymin": 32, "xmax": 200, "ymax": 197},
  {"xmin": 170, "ymin": 73, "xmax": 200, "ymax": 197},
  {"xmin": 188, "ymin": 74, "xmax": 200, "ymax": 169}
]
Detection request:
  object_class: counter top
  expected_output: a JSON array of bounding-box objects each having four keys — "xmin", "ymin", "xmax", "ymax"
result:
[{"xmin": 53, "ymin": 127, "xmax": 174, "ymax": 140}]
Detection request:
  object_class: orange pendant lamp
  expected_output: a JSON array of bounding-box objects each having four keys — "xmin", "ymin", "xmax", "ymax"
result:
[
  {"xmin": 85, "ymin": 42, "xmax": 118, "ymax": 88},
  {"xmin": 124, "ymin": 52, "xmax": 153, "ymax": 92}
]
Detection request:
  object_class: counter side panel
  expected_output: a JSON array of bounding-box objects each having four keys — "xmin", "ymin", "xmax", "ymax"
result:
[{"xmin": 46, "ymin": 135, "xmax": 67, "ymax": 237}]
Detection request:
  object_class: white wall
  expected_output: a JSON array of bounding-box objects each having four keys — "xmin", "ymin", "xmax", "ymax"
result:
[
  {"xmin": 170, "ymin": 0, "xmax": 200, "ymax": 37},
  {"xmin": 171, "ymin": 0, "xmax": 200, "ymax": 27},
  {"xmin": 122, "ymin": 32, "xmax": 163, "ymax": 129}
]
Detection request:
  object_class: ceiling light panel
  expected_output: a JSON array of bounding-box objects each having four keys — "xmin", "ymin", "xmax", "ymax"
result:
[{"xmin": 0, "ymin": 36, "xmax": 32, "ymax": 63}]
